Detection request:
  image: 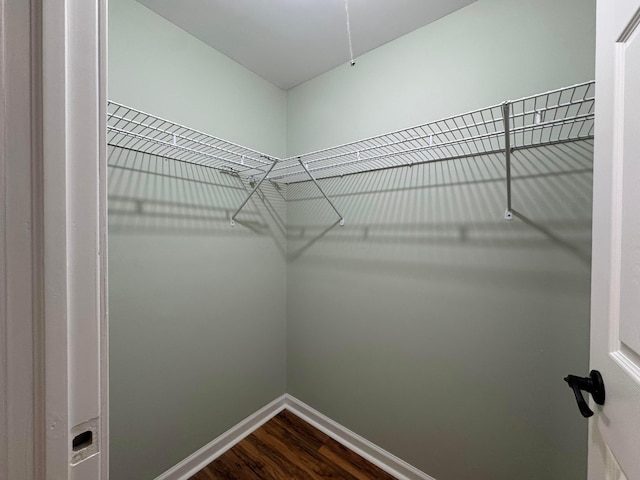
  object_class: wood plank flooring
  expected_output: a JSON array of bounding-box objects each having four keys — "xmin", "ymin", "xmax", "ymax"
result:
[{"xmin": 190, "ymin": 410, "xmax": 397, "ymax": 480}]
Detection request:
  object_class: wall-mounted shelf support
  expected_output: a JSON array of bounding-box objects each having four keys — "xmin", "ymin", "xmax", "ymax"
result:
[
  {"xmin": 297, "ymin": 157, "xmax": 345, "ymax": 226},
  {"xmin": 502, "ymin": 102, "xmax": 513, "ymax": 221},
  {"xmin": 230, "ymin": 158, "xmax": 278, "ymax": 226}
]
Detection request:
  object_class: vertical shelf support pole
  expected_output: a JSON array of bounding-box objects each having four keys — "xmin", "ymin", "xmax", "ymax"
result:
[
  {"xmin": 502, "ymin": 102, "xmax": 513, "ymax": 221},
  {"xmin": 298, "ymin": 158, "xmax": 345, "ymax": 226},
  {"xmin": 230, "ymin": 159, "xmax": 278, "ymax": 226}
]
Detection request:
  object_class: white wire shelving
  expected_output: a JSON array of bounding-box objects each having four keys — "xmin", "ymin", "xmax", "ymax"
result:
[
  {"xmin": 107, "ymin": 101, "xmax": 276, "ymax": 178},
  {"xmin": 271, "ymin": 81, "xmax": 595, "ymax": 184},
  {"xmin": 107, "ymin": 81, "xmax": 595, "ymax": 224}
]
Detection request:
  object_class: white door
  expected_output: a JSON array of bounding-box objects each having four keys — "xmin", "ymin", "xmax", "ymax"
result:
[{"xmin": 589, "ymin": 1, "xmax": 640, "ymax": 478}]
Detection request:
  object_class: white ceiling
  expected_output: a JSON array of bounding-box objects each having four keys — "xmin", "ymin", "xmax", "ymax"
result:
[{"xmin": 137, "ymin": 0, "xmax": 477, "ymax": 90}]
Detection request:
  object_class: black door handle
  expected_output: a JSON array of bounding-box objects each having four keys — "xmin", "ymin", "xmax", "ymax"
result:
[{"xmin": 564, "ymin": 370, "xmax": 605, "ymax": 418}]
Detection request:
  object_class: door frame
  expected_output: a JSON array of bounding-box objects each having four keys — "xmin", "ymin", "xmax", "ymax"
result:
[
  {"xmin": 42, "ymin": 0, "xmax": 108, "ymax": 477},
  {"xmin": 2, "ymin": 0, "xmax": 108, "ymax": 478}
]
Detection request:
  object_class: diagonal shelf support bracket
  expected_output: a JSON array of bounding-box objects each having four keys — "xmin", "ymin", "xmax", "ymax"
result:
[
  {"xmin": 298, "ymin": 157, "xmax": 345, "ymax": 227},
  {"xmin": 502, "ymin": 102, "xmax": 513, "ymax": 221},
  {"xmin": 230, "ymin": 158, "xmax": 278, "ymax": 226}
]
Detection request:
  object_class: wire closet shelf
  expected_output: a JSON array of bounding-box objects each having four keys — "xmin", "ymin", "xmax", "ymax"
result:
[
  {"xmin": 107, "ymin": 101, "xmax": 276, "ymax": 178},
  {"xmin": 271, "ymin": 81, "xmax": 595, "ymax": 183},
  {"xmin": 107, "ymin": 81, "xmax": 595, "ymax": 183},
  {"xmin": 107, "ymin": 81, "xmax": 594, "ymax": 224}
]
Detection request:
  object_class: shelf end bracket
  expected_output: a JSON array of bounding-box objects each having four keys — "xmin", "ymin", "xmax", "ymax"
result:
[
  {"xmin": 502, "ymin": 102, "xmax": 513, "ymax": 222},
  {"xmin": 230, "ymin": 158, "xmax": 278, "ymax": 226},
  {"xmin": 298, "ymin": 158, "xmax": 345, "ymax": 227}
]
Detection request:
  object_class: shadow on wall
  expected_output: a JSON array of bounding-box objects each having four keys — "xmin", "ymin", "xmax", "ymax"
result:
[
  {"xmin": 108, "ymin": 146, "xmax": 287, "ymax": 254},
  {"xmin": 286, "ymin": 140, "xmax": 593, "ymax": 270},
  {"xmin": 108, "ymin": 145, "xmax": 289, "ymax": 480}
]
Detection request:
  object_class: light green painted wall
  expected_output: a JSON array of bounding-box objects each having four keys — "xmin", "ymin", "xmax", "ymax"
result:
[
  {"xmin": 109, "ymin": 0, "xmax": 286, "ymax": 157},
  {"xmin": 109, "ymin": 0, "xmax": 596, "ymax": 478},
  {"xmin": 108, "ymin": 1, "xmax": 287, "ymax": 478},
  {"xmin": 286, "ymin": 0, "xmax": 596, "ymax": 156},
  {"xmin": 286, "ymin": 141, "xmax": 593, "ymax": 480},
  {"xmin": 108, "ymin": 147, "xmax": 288, "ymax": 479},
  {"xmin": 285, "ymin": 0, "xmax": 595, "ymax": 479}
]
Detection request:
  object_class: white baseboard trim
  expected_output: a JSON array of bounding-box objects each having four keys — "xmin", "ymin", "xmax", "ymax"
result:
[
  {"xmin": 284, "ymin": 394, "xmax": 436, "ymax": 480},
  {"xmin": 154, "ymin": 393, "xmax": 436, "ymax": 480},
  {"xmin": 154, "ymin": 395, "xmax": 286, "ymax": 480}
]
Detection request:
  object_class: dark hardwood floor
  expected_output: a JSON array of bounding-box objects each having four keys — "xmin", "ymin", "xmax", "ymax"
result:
[{"xmin": 190, "ymin": 410, "xmax": 397, "ymax": 479}]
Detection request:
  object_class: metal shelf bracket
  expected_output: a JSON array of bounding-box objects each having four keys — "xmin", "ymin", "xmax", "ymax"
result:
[
  {"xmin": 502, "ymin": 101, "xmax": 513, "ymax": 222},
  {"xmin": 298, "ymin": 157, "xmax": 345, "ymax": 227},
  {"xmin": 230, "ymin": 156, "xmax": 345, "ymax": 227},
  {"xmin": 230, "ymin": 158, "xmax": 278, "ymax": 226}
]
